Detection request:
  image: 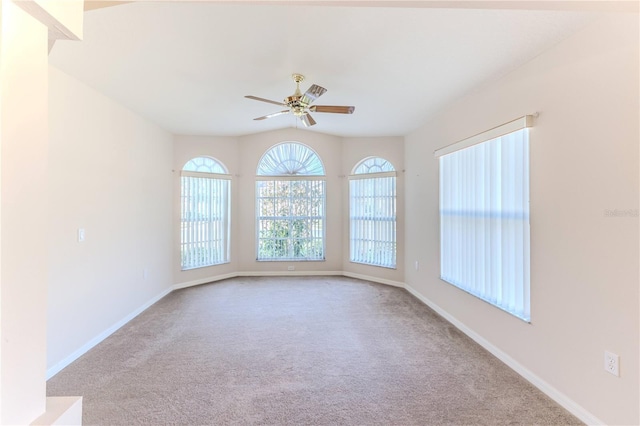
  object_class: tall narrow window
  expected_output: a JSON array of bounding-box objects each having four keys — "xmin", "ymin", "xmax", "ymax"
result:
[
  {"xmin": 437, "ymin": 117, "xmax": 531, "ymax": 321},
  {"xmin": 256, "ymin": 142, "xmax": 325, "ymax": 261},
  {"xmin": 181, "ymin": 156, "xmax": 230, "ymax": 269},
  {"xmin": 349, "ymin": 157, "xmax": 397, "ymax": 268}
]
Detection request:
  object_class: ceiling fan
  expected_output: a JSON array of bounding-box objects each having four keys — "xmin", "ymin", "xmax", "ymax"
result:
[{"xmin": 245, "ymin": 74, "xmax": 355, "ymax": 127}]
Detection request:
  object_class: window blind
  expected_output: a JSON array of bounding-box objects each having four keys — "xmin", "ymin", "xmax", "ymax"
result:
[
  {"xmin": 349, "ymin": 174, "xmax": 397, "ymax": 268},
  {"xmin": 439, "ymin": 126, "xmax": 530, "ymax": 321},
  {"xmin": 181, "ymin": 157, "xmax": 231, "ymax": 270}
]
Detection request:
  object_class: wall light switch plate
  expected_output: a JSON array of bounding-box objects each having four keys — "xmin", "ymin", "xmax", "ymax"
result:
[{"xmin": 78, "ymin": 228, "xmax": 86, "ymax": 242}]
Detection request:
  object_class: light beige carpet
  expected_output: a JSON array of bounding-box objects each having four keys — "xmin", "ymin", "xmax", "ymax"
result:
[{"xmin": 47, "ymin": 276, "xmax": 581, "ymax": 425}]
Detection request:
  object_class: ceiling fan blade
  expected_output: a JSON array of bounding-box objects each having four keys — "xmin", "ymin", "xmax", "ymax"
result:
[
  {"xmin": 310, "ymin": 105, "xmax": 355, "ymax": 114},
  {"xmin": 301, "ymin": 84, "xmax": 327, "ymax": 105},
  {"xmin": 300, "ymin": 113, "xmax": 317, "ymax": 127},
  {"xmin": 254, "ymin": 110, "xmax": 290, "ymax": 121},
  {"xmin": 245, "ymin": 95, "xmax": 287, "ymax": 107}
]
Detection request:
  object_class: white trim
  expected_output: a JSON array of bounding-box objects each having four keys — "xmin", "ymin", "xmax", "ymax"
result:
[
  {"xmin": 403, "ymin": 283, "xmax": 604, "ymax": 426},
  {"xmin": 181, "ymin": 170, "xmax": 231, "ymax": 179},
  {"xmin": 172, "ymin": 272, "xmax": 239, "ymax": 290},
  {"xmin": 174, "ymin": 271, "xmax": 401, "ymax": 289},
  {"xmin": 173, "ymin": 271, "xmax": 345, "ymax": 290},
  {"xmin": 434, "ymin": 115, "xmax": 534, "ymax": 158},
  {"xmin": 348, "ymin": 171, "xmax": 396, "ymax": 180},
  {"xmin": 342, "ymin": 271, "xmax": 404, "ymax": 288},
  {"xmin": 46, "ymin": 286, "xmax": 173, "ymax": 380},
  {"xmin": 239, "ymin": 270, "xmax": 343, "ymax": 277},
  {"xmin": 255, "ymin": 175, "xmax": 326, "ymax": 181}
]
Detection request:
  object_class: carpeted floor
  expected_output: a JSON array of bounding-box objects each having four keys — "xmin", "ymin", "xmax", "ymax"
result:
[{"xmin": 47, "ymin": 276, "xmax": 581, "ymax": 425}]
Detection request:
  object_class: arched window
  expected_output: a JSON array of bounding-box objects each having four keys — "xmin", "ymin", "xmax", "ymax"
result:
[
  {"xmin": 256, "ymin": 142, "xmax": 325, "ymax": 261},
  {"xmin": 181, "ymin": 156, "xmax": 230, "ymax": 269},
  {"xmin": 349, "ymin": 157, "xmax": 396, "ymax": 268}
]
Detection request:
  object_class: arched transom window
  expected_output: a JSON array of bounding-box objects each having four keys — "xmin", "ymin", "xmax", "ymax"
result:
[
  {"xmin": 256, "ymin": 142, "xmax": 325, "ymax": 261},
  {"xmin": 181, "ymin": 156, "xmax": 230, "ymax": 269},
  {"xmin": 257, "ymin": 142, "xmax": 324, "ymax": 176},
  {"xmin": 183, "ymin": 156, "xmax": 227, "ymax": 174},
  {"xmin": 349, "ymin": 157, "xmax": 397, "ymax": 268}
]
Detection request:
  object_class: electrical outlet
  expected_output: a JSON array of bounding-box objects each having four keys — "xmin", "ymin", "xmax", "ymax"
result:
[
  {"xmin": 414, "ymin": 260, "xmax": 419, "ymax": 271},
  {"xmin": 604, "ymin": 351, "xmax": 619, "ymax": 377},
  {"xmin": 287, "ymin": 266, "xmax": 295, "ymax": 271},
  {"xmin": 78, "ymin": 228, "xmax": 86, "ymax": 242},
  {"xmin": 143, "ymin": 268, "xmax": 149, "ymax": 280}
]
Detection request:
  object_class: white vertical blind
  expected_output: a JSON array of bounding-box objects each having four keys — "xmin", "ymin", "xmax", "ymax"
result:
[
  {"xmin": 439, "ymin": 129, "xmax": 530, "ymax": 321},
  {"xmin": 349, "ymin": 157, "xmax": 397, "ymax": 269},
  {"xmin": 180, "ymin": 157, "xmax": 231, "ymax": 270}
]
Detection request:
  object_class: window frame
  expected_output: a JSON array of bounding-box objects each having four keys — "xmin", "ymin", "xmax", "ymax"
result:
[
  {"xmin": 255, "ymin": 142, "xmax": 326, "ymax": 262},
  {"xmin": 349, "ymin": 157, "xmax": 397, "ymax": 269},
  {"xmin": 180, "ymin": 157, "xmax": 231, "ymax": 270},
  {"xmin": 436, "ymin": 117, "xmax": 532, "ymax": 322}
]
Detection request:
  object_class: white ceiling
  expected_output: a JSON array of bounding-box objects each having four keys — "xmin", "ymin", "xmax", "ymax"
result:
[{"xmin": 49, "ymin": 2, "xmax": 597, "ymax": 137}]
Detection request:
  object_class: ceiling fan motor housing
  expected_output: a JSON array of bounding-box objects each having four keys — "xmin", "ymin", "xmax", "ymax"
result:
[
  {"xmin": 285, "ymin": 95, "xmax": 307, "ymax": 116},
  {"xmin": 286, "ymin": 73, "xmax": 307, "ymax": 116}
]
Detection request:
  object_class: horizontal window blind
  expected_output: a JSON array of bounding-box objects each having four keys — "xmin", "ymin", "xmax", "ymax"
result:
[{"xmin": 439, "ymin": 128, "xmax": 530, "ymax": 321}]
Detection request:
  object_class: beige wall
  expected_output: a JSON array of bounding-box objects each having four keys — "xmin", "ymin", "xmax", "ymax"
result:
[
  {"xmin": 341, "ymin": 137, "xmax": 405, "ymax": 283},
  {"xmin": 173, "ymin": 135, "xmax": 239, "ymax": 285},
  {"xmin": 47, "ymin": 66, "xmax": 174, "ymax": 374},
  {"xmin": 173, "ymin": 130, "xmax": 405, "ymax": 284},
  {"xmin": 404, "ymin": 14, "xmax": 639, "ymax": 425},
  {"xmin": 238, "ymin": 129, "xmax": 344, "ymax": 273},
  {"xmin": 42, "ymin": 8, "xmax": 637, "ymax": 425},
  {"xmin": 1, "ymin": 0, "xmax": 83, "ymax": 423}
]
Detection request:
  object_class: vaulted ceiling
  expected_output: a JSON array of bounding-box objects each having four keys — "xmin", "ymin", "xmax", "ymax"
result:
[{"xmin": 49, "ymin": 2, "xmax": 601, "ymax": 137}]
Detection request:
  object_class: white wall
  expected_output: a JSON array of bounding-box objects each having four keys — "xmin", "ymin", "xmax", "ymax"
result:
[
  {"xmin": 47, "ymin": 66, "xmax": 174, "ymax": 374},
  {"xmin": 404, "ymin": 14, "xmax": 639, "ymax": 426},
  {"xmin": 0, "ymin": 3, "xmax": 49, "ymax": 422}
]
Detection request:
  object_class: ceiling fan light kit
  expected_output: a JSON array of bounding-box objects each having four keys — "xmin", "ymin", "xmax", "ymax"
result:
[{"xmin": 245, "ymin": 73, "xmax": 355, "ymax": 127}]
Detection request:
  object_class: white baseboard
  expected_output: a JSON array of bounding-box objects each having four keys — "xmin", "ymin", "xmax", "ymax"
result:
[
  {"xmin": 172, "ymin": 270, "xmax": 345, "ymax": 290},
  {"xmin": 46, "ymin": 287, "xmax": 172, "ymax": 380},
  {"xmin": 342, "ymin": 271, "xmax": 405, "ymax": 288},
  {"xmin": 403, "ymin": 283, "xmax": 604, "ymax": 426},
  {"xmin": 239, "ymin": 270, "xmax": 343, "ymax": 277},
  {"xmin": 172, "ymin": 272, "xmax": 239, "ymax": 290}
]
